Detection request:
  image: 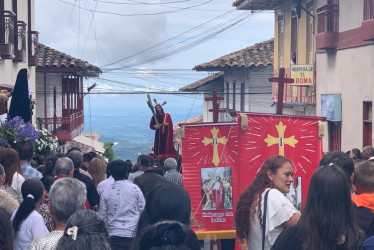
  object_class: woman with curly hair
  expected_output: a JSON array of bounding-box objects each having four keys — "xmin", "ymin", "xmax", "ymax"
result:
[{"xmin": 235, "ymin": 155, "xmax": 300, "ymax": 250}]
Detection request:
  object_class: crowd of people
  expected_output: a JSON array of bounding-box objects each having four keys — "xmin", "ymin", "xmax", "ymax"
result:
[
  {"xmin": 235, "ymin": 147, "xmax": 374, "ymax": 250},
  {"xmin": 3, "ymin": 139, "xmax": 374, "ymax": 250},
  {"xmin": 0, "ymin": 141, "xmax": 193, "ymax": 250}
]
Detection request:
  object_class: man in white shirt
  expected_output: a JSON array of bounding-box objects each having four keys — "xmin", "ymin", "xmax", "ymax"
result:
[{"xmin": 99, "ymin": 160, "xmax": 145, "ymax": 250}]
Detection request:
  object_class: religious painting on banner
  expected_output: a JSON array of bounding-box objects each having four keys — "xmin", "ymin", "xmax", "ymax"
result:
[
  {"xmin": 237, "ymin": 113, "xmax": 325, "ymax": 207},
  {"xmin": 182, "ymin": 123, "xmax": 239, "ymax": 232}
]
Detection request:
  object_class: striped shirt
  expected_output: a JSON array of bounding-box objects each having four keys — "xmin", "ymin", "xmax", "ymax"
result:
[{"xmin": 164, "ymin": 169, "xmax": 182, "ymax": 186}]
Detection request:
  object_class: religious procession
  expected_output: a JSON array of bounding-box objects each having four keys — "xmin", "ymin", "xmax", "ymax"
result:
[{"xmin": 1, "ymin": 0, "xmax": 374, "ymax": 250}]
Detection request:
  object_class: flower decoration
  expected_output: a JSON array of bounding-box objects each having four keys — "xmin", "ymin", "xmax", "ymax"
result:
[
  {"xmin": 0, "ymin": 116, "xmax": 40, "ymax": 149},
  {"xmin": 34, "ymin": 128, "xmax": 58, "ymax": 156}
]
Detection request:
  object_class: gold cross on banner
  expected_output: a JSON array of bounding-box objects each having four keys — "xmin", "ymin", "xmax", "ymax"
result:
[
  {"xmin": 202, "ymin": 127, "xmax": 228, "ymax": 166},
  {"xmin": 264, "ymin": 122, "xmax": 298, "ymax": 156}
]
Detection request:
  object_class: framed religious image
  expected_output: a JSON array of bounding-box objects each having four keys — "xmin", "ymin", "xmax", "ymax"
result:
[
  {"xmin": 286, "ymin": 176, "xmax": 302, "ymax": 211},
  {"xmin": 201, "ymin": 167, "xmax": 233, "ymax": 211}
]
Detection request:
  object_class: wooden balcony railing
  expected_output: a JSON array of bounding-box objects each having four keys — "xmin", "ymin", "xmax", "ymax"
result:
[
  {"xmin": 317, "ymin": 4, "xmax": 339, "ymax": 33},
  {"xmin": 28, "ymin": 31, "xmax": 38, "ymax": 66},
  {"xmin": 364, "ymin": 0, "xmax": 374, "ymax": 21},
  {"xmin": 39, "ymin": 111, "xmax": 84, "ymax": 142},
  {"xmin": 13, "ymin": 21, "xmax": 26, "ymax": 62},
  {"xmin": 0, "ymin": 10, "xmax": 15, "ymax": 59}
]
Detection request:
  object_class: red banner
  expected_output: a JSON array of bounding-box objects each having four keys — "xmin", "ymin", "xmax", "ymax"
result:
[{"xmin": 181, "ymin": 114, "xmax": 324, "ymax": 235}]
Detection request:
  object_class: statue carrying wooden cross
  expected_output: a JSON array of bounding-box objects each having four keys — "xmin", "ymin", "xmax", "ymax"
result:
[{"xmin": 147, "ymin": 95, "xmax": 175, "ymax": 156}]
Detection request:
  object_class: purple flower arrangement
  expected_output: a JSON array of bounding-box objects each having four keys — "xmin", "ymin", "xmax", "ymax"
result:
[{"xmin": 0, "ymin": 116, "xmax": 40, "ymax": 148}]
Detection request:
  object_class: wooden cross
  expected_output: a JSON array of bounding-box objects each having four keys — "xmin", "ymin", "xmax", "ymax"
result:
[
  {"xmin": 264, "ymin": 121, "xmax": 298, "ymax": 156},
  {"xmin": 202, "ymin": 127, "xmax": 228, "ymax": 166},
  {"xmin": 205, "ymin": 90, "xmax": 225, "ymax": 123},
  {"xmin": 269, "ymin": 68, "xmax": 294, "ymax": 115}
]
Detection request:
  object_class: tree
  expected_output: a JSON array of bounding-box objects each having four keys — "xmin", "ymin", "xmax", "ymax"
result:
[{"xmin": 103, "ymin": 142, "xmax": 115, "ymax": 161}]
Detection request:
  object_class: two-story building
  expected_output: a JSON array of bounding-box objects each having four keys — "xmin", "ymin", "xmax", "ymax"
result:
[
  {"xmin": 0, "ymin": 0, "xmax": 38, "ymax": 121},
  {"xmin": 233, "ymin": 0, "xmax": 317, "ymax": 116},
  {"xmin": 315, "ymin": 0, "xmax": 374, "ymax": 151},
  {"xmin": 181, "ymin": 39, "xmax": 275, "ymax": 122}
]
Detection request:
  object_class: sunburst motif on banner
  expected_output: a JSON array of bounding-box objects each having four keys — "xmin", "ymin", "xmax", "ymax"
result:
[
  {"xmin": 242, "ymin": 116, "xmax": 319, "ymax": 174},
  {"xmin": 185, "ymin": 125, "xmax": 239, "ymax": 167}
]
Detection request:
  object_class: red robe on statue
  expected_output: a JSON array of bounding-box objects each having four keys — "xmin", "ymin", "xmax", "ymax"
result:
[
  {"xmin": 211, "ymin": 180, "xmax": 225, "ymax": 210},
  {"xmin": 150, "ymin": 112, "xmax": 174, "ymax": 156}
]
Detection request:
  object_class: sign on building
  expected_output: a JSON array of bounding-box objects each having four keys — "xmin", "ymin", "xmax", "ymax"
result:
[{"xmin": 291, "ymin": 64, "xmax": 314, "ymax": 86}]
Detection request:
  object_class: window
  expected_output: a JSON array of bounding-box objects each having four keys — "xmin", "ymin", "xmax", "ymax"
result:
[
  {"xmin": 363, "ymin": 101, "xmax": 372, "ymax": 147},
  {"xmin": 277, "ymin": 11, "xmax": 284, "ymax": 67},
  {"xmin": 306, "ymin": 1, "xmax": 314, "ymax": 64}
]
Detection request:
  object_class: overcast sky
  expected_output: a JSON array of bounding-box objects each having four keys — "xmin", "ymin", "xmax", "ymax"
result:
[{"xmin": 35, "ymin": 0, "xmax": 274, "ymax": 112}]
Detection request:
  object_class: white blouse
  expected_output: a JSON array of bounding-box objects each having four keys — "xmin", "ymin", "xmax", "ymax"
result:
[{"xmin": 247, "ymin": 188, "xmax": 299, "ymax": 250}]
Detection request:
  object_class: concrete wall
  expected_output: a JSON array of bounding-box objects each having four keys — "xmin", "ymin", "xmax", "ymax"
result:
[
  {"xmin": 0, "ymin": 0, "xmax": 36, "ymax": 123},
  {"xmin": 339, "ymin": 0, "xmax": 363, "ymax": 32},
  {"xmin": 316, "ymin": 45, "xmax": 374, "ymax": 151}
]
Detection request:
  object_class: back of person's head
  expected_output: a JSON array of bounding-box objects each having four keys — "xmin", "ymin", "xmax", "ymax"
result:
[
  {"xmin": 0, "ymin": 148, "xmax": 21, "ymax": 187},
  {"xmin": 110, "ymin": 160, "xmax": 129, "ymax": 181},
  {"xmin": 106, "ymin": 161, "xmax": 113, "ymax": 177},
  {"xmin": 18, "ymin": 140, "xmax": 33, "ymax": 161},
  {"xmin": 137, "ymin": 183, "xmax": 191, "ymax": 235},
  {"xmin": 44, "ymin": 154, "xmax": 60, "ymax": 177},
  {"xmin": 55, "ymin": 157, "xmax": 74, "ymax": 176},
  {"xmin": 299, "ymin": 164, "xmax": 357, "ymax": 250},
  {"xmin": 235, "ymin": 155, "xmax": 292, "ymax": 240},
  {"xmin": 141, "ymin": 155, "xmax": 154, "ymax": 168},
  {"xmin": 49, "ymin": 178, "xmax": 87, "ymax": 223},
  {"xmin": 164, "ymin": 158, "xmax": 177, "ymax": 171},
  {"xmin": 131, "ymin": 164, "xmax": 139, "ymax": 173},
  {"xmin": 351, "ymin": 148, "xmax": 361, "ymax": 159},
  {"xmin": 34, "ymin": 155, "xmax": 46, "ymax": 166},
  {"xmin": 125, "ymin": 159, "xmax": 133, "ymax": 168},
  {"xmin": 137, "ymin": 221, "xmax": 200, "ymax": 250},
  {"xmin": 67, "ymin": 147, "xmax": 81, "ymax": 155},
  {"xmin": 40, "ymin": 176, "xmax": 56, "ymax": 193},
  {"xmin": 57, "ymin": 210, "xmax": 110, "ymax": 250},
  {"xmin": 68, "ymin": 150, "xmax": 83, "ymax": 169},
  {"xmin": 0, "ymin": 207, "xmax": 13, "ymax": 250},
  {"xmin": 13, "ymin": 179, "xmax": 45, "ymax": 233},
  {"xmin": 137, "ymin": 154, "xmax": 147, "ymax": 166},
  {"xmin": 88, "ymin": 158, "xmax": 106, "ymax": 187},
  {"xmin": 353, "ymin": 161, "xmax": 374, "ymax": 194},
  {"xmin": 83, "ymin": 153, "xmax": 93, "ymax": 163},
  {"xmin": 363, "ymin": 146, "xmax": 374, "ymax": 159},
  {"xmin": 319, "ymin": 151, "xmax": 354, "ymax": 182}
]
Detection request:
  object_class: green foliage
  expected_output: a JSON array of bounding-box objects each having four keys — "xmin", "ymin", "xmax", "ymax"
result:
[{"xmin": 103, "ymin": 142, "xmax": 115, "ymax": 161}]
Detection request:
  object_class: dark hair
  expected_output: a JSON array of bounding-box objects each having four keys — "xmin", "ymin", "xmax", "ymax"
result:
[
  {"xmin": 319, "ymin": 151, "xmax": 354, "ymax": 182},
  {"xmin": 13, "ymin": 179, "xmax": 44, "ymax": 233},
  {"xmin": 141, "ymin": 155, "xmax": 154, "ymax": 167},
  {"xmin": 88, "ymin": 151, "xmax": 98, "ymax": 159},
  {"xmin": 298, "ymin": 164, "xmax": 357, "ymax": 250},
  {"xmin": 0, "ymin": 207, "xmax": 13, "ymax": 250},
  {"xmin": 125, "ymin": 159, "xmax": 133, "ymax": 168},
  {"xmin": 68, "ymin": 150, "xmax": 83, "ymax": 169},
  {"xmin": 110, "ymin": 160, "xmax": 129, "ymax": 181},
  {"xmin": 18, "ymin": 140, "xmax": 34, "ymax": 161},
  {"xmin": 83, "ymin": 153, "xmax": 93, "ymax": 163},
  {"xmin": 106, "ymin": 161, "xmax": 112, "ymax": 177},
  {"xmin": 0, "ymin": 148, "xmax": 22, "ymax": 187},
  {"xmin": 34, "ymin": 155, "xmax": 46, "ymax": 166},
  {"xmin": 351, "ymin": 148, "xmax": 361, "ymax": 160},
  {"xmin": 40, "ymin": 176, "xmax": 56, "ymax": 192},
  {"xmin": 354, "ymin": 161, "xmax": 374, "ymax": 192},
  {"xmin": 137, "ymin": 183, "xmax": 191, "ymax": 236},
  {"xmin": 137, "ymin": 155, "xmax": 147, "ymax": 165},
  {"xmin": 44, "ymin": 154, "xmax": 64, "ymax": 177},
  {"xmin": 235, "ymin": 155, "xmax": 292, "ymax": 240},
  {"xmin": 138, "ymin": 221, "xmax": 199, "ymax": 250},
  {"xmin": 57, "ymin": 210, "xmax": 110, "ymax": 250}
]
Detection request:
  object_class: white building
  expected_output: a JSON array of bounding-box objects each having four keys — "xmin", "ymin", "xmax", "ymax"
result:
[{"xmin": 181, "ymin": 39, "xmax": 276, "ymax": 122}]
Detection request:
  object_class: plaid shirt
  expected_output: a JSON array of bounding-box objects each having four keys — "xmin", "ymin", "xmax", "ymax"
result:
[
  {"xmin": 21, "ymin": 162, "xmax": 43, "ymax": 180},
  {"xmin": 164, "ymin": 169, "xmax": 182, "ymax": 186}
]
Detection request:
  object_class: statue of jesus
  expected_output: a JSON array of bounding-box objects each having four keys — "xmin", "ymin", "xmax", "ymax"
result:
[{"xmin": 150, "ymin": 104, "xmax": 174, "ymax": 156}]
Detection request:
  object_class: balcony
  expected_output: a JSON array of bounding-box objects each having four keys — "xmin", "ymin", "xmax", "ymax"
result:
[
  {"xmin": 316, "ymin": 4, "xmax": 339, "ymax": 50},
  {"xmin": 28, "ymin": 31, "xmax": 38, "ymax": 66},
  {"xmin": 0, "ymin": 11, "xmax": 15, "ymax": 59},
  {"xmin": 39, "ymin": 111, "xmax": 84, "ymax": 142},
  {"xmin": 362, "ymin": 0, "xmax": 374, "ymax": 41},
  {"xmin": 13, "ymin": 21, "xmax": 26, "ymax": 62},
  {"xmin": 234, "ymin": 0, "xmax": 294, "ymax": 10}
]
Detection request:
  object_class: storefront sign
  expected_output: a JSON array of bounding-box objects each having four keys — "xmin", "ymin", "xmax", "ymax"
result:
[{"xmin": 291, "ymin": 64, "xmax": 314, "ymax": 86}]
